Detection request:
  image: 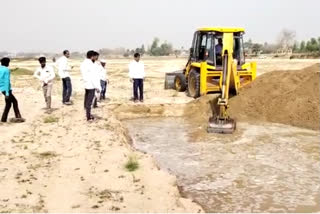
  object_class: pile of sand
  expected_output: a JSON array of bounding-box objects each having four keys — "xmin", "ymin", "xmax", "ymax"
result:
[
  {"xmin": 185, "ymin": 64, "xmax": 320, "ymax": 131},
  {"xmin": 229, "ymin": 64, "xmax": 320, "ymax": 130}
]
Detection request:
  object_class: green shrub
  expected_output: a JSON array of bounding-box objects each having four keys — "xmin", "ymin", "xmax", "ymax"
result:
[{"xmin": 125, "ymin": 156, "xmax": 139, "ymax": 172}]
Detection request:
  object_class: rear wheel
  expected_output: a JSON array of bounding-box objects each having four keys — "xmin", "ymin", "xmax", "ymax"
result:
[
  {"xmin": 174, "ymin": 73, "xmax": 187, "ymax": 92},
  {"xmin": 187, "ymin": 69, "xmax": 200, "ymax": 98}
]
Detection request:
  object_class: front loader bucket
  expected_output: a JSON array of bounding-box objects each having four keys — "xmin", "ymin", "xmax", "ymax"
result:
[
  {"xmin": 164, "ymin": 71, "xmax": 183, "ymax": 89},
  {"xmin": 207, "ymin": 117, "xmax": 236, "ymax": 134}
]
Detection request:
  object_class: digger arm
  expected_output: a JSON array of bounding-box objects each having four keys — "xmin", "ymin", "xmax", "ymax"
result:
[
  {"xmin": 218, "ymin": 33, "xmax": 235, "ymax": 118},
  {"xmin": 207, "ymin": 33, "xmax": 237, "ymax": 134}
]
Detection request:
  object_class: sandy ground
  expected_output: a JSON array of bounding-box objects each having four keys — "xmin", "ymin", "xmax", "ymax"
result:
[
  {"xmin": 0, "ymin": 57, "xmax": 201, "ymax": 213},
  {"xmin": 0, "ymin": 57, "xmax": 318, "ymax": 212}
]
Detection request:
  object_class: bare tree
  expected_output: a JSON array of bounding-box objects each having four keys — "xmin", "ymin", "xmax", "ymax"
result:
[{"xmin": 277, "ymin": 29, "xmax": 296, "ymax": 50}]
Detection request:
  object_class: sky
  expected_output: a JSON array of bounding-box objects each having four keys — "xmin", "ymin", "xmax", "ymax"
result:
[{"xmin": 0, "ymin": 0, "xmax": 319, "ymax": 52}]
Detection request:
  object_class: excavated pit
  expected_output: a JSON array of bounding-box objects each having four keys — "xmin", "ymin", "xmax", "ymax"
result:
[
  {"xmin": 115, "ymin": 64, "xmax": 320, "ymax": 212},
  {"xmin": 125, "ymin": 117, "xmax": 320, "ymax": 213}
]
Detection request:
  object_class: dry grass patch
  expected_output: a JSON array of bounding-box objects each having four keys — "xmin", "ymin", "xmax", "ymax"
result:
[
  {"xmin": 43, "ymin": 116, "xmax": 59, "ymax": 123},
  {"xmin": 11, "ymin": 67, "xmax": 33, "ymax": 76}
]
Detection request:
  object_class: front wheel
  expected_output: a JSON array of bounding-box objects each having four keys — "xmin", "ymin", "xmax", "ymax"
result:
[
  {"xmin": 187, "ymin": 69, "xmax": 200, "ymax": 98},
  {"xmin": 174, "ymin": 73, "xmax": 187, "ymax": 92}
]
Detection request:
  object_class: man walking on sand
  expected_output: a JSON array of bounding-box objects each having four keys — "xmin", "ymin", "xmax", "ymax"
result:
[
  {"xmin": 34, "ymin": 57, "xmax": 56, "ymax": 110},
  {"xmin": 129, "ymin": 53, "xmax": 145, "ymax": 103},
  {"xmin": 56, "ymin": 50, "xmax": 73, "ymax": 105},
  {"xmin": 80, "ymin": 51, "xmax": 101, "ymax": 121},
  {"xmin": 0, "ymin": 57, "xmax": 25, "ymax": 123}
]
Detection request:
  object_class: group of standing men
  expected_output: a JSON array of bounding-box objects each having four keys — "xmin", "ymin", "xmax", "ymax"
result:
[
  {"xmin": 34, "ymin": 50, "xmax": 109, "ymax": 121},
  {"xmin": 33, "ymin": 50, "xmax": 108, "ymax": 114},
  {"xmin": 0, "ymin": 49, "xmax": 145, "ymax": 123}
]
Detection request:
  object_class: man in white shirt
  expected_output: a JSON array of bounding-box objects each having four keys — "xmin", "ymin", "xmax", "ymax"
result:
[
  {"xmin": 80, "ymin": 50, "xmax": 101, "ymax": 121},
  {"xmin": 56, "ymin": 50, "xmax": 73, "ymax": 105},
  {"xmin": 129, "ymin": 53, "xmax": 145, "ymax": 103},
  {"xmin": 99, "ymin": 59, "xmax": 108, "ymax": 100},
  {"xmin": 34, "ymin": 57, "xmax": 56, "ymax": 109}
]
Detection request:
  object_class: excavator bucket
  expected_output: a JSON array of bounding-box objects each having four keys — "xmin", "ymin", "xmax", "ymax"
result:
[{"xmin": 207, "ymin": 117, "xmax": 236, "ymax": 134}]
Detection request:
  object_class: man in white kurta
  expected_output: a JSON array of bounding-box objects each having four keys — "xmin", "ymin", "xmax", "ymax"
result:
[
  {"xmin": 34, "ymin": 57, "xmax": 56, "ymax": 109},
  {"xmin": 56, "ymin": 50, "xmax": 73, "ymax": 105},
  {"xmin": 80, "ymin": 51, "xmax": 101, "ymax": 121}
]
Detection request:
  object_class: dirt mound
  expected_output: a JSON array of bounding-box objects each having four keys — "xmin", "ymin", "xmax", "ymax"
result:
[
  {"xmin": 184, "ymin": 64, "xmax": 319, "ymax": 131},
  {"xmin": 228, "ymin": 64, "xmax": 320, "ymax": 130},
  {"xmin": 183, "ymin": 95, "xmax": 215, "ymax": 124}
]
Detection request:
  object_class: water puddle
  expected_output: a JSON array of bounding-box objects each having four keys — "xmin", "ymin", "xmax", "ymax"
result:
[{"xmin": 125, "ymin": 117, "xmax": 320, "ymax": 213}]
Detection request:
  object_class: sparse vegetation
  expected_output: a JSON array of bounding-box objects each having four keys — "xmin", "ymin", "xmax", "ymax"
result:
[
  {"xmin": 104, "ymin": 123, "xmax": 113, "ymax": 130},
  {"xmin": 43, "ymin": 116, "xmax": 59, "ymax": 123},
  {"xmin": 125, "ymin": 156, "xmax": 139, "ymax": 172},
  {"xmin": 34, "ymin": 151, "xmax": 58, "ymax": 159}
]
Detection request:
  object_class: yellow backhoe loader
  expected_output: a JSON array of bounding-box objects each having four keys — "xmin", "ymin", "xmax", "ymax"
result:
[{"xmin": 165, "ymin": 27, "xmax": 257, "ymax": 134}]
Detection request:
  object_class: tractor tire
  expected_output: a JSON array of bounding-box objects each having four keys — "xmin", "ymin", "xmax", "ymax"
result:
[
  {"xmin": 187, "ymin": 69, "xmax": 200, "ymax": 98},
  {"xmin": 174, "ymin": 73, "xmax": 187, "ymax": 92}
]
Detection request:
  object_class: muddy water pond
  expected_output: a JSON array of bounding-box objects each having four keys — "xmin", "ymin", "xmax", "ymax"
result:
[{"xmin": 125, "ymin": 117, "xmax": 320, "ymax": 213}]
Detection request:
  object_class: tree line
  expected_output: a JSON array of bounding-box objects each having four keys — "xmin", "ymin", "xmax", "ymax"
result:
[
  {"xmin": 2, "ymin": 30, "xmax": 319, "ymax": 58},
  {"xmin": 293, "ymin": 37, "xmax": 320, "ymax": 53},
  {"xmin": 244, "ymin": 29, "xmax": 320, "ymax": 55},
  {"xmin": 123, "ymin": 38, "xmax": 174, "ymax": 57}
]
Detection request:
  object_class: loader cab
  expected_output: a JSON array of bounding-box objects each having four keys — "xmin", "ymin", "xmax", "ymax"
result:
[
  {"xmin": 166, "ymin": 27, "xmax": 256, "ymax": 100},
  {"xmin": 190, "ymin": 31, "xmax": 246, "ymax": 67}
]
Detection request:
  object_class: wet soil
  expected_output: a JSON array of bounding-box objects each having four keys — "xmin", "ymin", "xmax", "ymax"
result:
[{"xmin": 125, "ymin": 117, "xmax": 320, "ymax": 213}]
